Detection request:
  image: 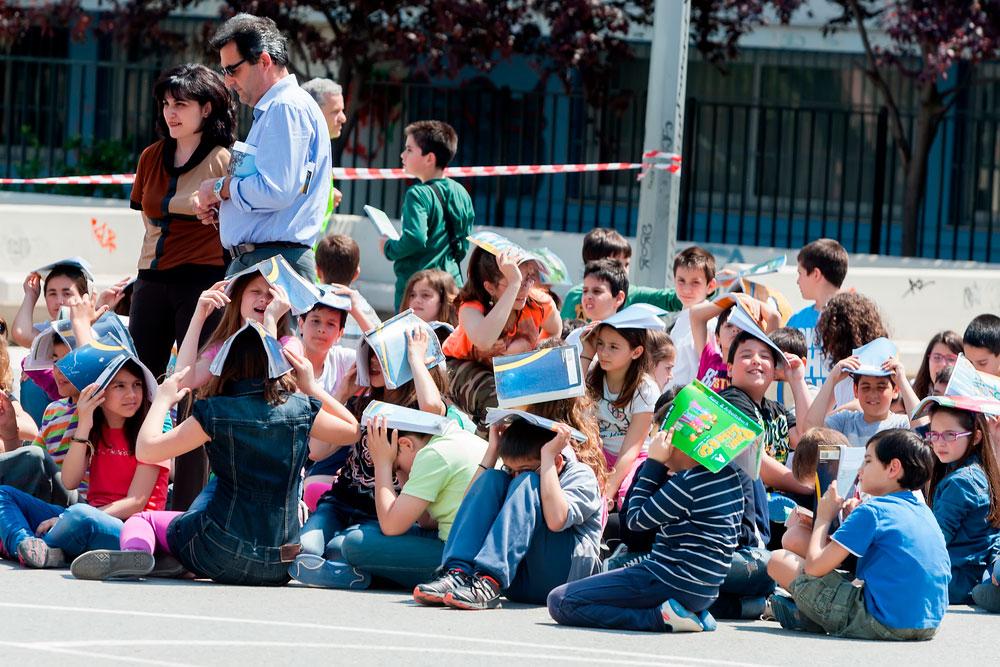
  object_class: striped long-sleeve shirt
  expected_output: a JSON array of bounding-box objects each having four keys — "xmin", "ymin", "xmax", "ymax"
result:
[{"xmin": 625, "ymin": 459, "xmax": 743, "ymax": 608}]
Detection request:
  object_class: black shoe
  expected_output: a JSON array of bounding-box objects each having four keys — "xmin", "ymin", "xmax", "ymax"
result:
[
  {"xmin": 413, "ymin": 568, "xmax": 473, "ymax": 606},
  {"xmin": 70, "ymin": 549, "xmax": 155, "ymax": 581},
  {"xmin": 443, "ymin": 573, "xmax": 502, "ymax": 610}
]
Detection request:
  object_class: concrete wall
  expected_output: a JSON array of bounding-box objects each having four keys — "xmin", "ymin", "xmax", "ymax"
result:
[{"xmin": 2, "ymin": 192, "xmax": 999, "ymax": 368}]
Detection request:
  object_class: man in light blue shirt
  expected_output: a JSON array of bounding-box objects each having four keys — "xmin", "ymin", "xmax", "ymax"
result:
[{"xmin": 195, "ymin": 14, "xmax": 331, "ymax": 281}]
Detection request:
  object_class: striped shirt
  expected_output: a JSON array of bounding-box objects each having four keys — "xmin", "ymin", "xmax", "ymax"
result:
[
  {"xmin": 626, "ymin": 460, "xmax": 743, "ymax": 607},
  {"xmin": 31, "ymin": 397, "xmax": 88, "ymax": 495}
]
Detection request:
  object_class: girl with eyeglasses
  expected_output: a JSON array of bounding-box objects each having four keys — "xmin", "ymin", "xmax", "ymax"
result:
[
  {"xmin": 924, "ymin": 403, "xmax": 1000, "ymax": 605},
  {"xmin": 912, "ymin": 331, "xmax": 964, "ymax": 399}
]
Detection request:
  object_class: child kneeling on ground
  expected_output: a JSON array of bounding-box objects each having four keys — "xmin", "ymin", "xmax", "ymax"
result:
[
  {"xmin": 413, "ymin": 416, "xmax": 603, "ymax": 609},
  {"xmin": 547, "ymin": 426, "xmax": 744, "ymax": 633},
  {"xmin": 766, "ymin": 428, "xmax": 951, "ymax": 640}
]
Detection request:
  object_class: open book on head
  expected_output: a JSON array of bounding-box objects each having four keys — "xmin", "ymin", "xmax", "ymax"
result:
[
  {"xmin": 725, "ymin": 298, "xmax": 787, "ymax": 367},
  {"xmin": 715, "ymin": 255, "xmax": 786, "ymax": 293},
  {"xmin": 363, "ymin": 205, "xmax": 401, "ymax": 241},
  {"xmin": 357, "ymin": 310, "xmax": 446, "ymax": 390},
  {"xmin": 848, "ymin": 337, "xmax": 897, "ymax": 377},
  {"xmin": 209, "ymin": 320, "xmax": 293, "ymax": 379},
  {"xmin": 467, "ymin": 231, "xmax": 551, "ymax": 282},
  {"xmin": 912, "ymin": 354, "xmax": 1000, "ymax": 419},
  {"xmin": 484, "ymin": 408, "xmax": 587, "ymax": 442},
  {"xmin": 25, "ymin": 312, "xmax": 133, "ymax": 371},
  {"xmin": 493, "ymin": 345, "xmax": 584, "ymax": 409},
  {"xmin": 56, "ymin": 334, "xmax": 158, "ymax": 401},
  {"xmin": 225, "ymin": 255, "xmax": 321, "ymax": 316},
  {"xmin": 362, "ymin": 400, "xmax": 454, "ymax": 436},
  {"xmin": 660, "ymin": 380, "xmax": 765, "ymax": 478}
]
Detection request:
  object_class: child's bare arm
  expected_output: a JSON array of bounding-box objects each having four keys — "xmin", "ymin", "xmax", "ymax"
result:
[
  {"xmin": 11, "ymin": 273, "xmax": 42, "ymax": 348},
  {"xmin": 804, "ymin": 483, "xmax": 851, "ymax": 576},
  {"xmin": 804, "ymin": 356, "xmax": 860, "ymax": 430}
]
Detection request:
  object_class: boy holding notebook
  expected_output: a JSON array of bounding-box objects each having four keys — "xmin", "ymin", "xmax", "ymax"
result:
[{"xmin": 381, "ymin": 121, "xmax": 475, "ymax": 309}]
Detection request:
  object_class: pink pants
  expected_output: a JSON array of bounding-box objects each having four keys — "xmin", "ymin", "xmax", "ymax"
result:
[{"xmin": 120, "ymin": 510, "xmax": 184, "ymax": 554}]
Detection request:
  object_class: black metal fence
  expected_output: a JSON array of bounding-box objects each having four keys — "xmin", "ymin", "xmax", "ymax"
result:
[
  {"xmin": 2, "ymin": 50, "xmax": 1000, "ymax": 262},
  {"xmin": 679, "ymin": 98, "xmax": 1000, "ymax": 263}
]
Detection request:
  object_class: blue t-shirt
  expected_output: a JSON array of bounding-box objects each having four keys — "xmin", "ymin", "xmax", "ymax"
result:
[
  {"xmin": 831, "ymin": 491, "xmax": 950, "ymax": 630},
  {"xmin": 786, "ymin": 305, "xmax": 825, "ymax": 387},
  {"xmin": 823, "ymin": 410, "xmax": 911, "ymax": 447}
]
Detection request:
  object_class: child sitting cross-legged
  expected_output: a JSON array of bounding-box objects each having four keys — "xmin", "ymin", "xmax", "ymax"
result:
[
  {"xmin": 412, "ymin": 416, "xmax": 603, "ymax": 609},
  {"xmin": 547, "ymin": 425, "xmax": 744, "ymax": 632},
  {"xmin": 766, "ymin": 429, "xmax": 951, "ymax": 640}
]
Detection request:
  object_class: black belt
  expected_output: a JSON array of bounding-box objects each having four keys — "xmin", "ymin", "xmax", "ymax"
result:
[{"xmin": 226, "ymin": 241, "xmax": 310, "ymax": 260}]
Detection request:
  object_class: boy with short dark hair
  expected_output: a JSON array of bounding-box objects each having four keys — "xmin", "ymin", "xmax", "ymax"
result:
[
  {"xmin": 667, "ymin": 246, "xmax": 718, "ymax": 389},
  {"xmin": 381, "ymin": 120, "xmax": 475, "ymax": 309},
  {"xmin": 560, "ymin": 228, "xmax": 683, "ymax": 321},
  {"xmin": 314, "ymin": 233, "xmax": 380, "ymax": 349},
  {"xmin": 579, "ymin": 259, "xmax": 629, "ymax": 323},
  {"xmin": 962, "ymin": 313, "xmax": 1000, "ymax": 376},
  {"xmin": 786, "ymin": 239, "xmax": 849, "ymax": 396},
  {"xmin": 767, "ymin": 429, "xmax": 950, "ymax": 641}
]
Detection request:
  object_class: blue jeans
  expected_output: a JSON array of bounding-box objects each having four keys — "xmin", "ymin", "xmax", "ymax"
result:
[
  {"xmin": 709, "ymin": 546, "xmax": 774, "ymax": 619},
  {"xmin": 44, "ymin": 503, "xmax": 123, "ymax": 555},
  {"xmin": 299, "ymin": 495, "xmax": 376, "ymax": 558},
  {"xmin": 0, "ymin": 485, "xmax": 62, "ymax": 558},
  {"xmin": 0, "ymin": 447, "xmax": 54, "ymax": 501},
  {"xmin": 442, "ymin": 469, "xmax": 576, "ymax": 604},
  {"xmin": 340, "ymin": 521, "xmax": 443, "ymax": 589},
  {"xmin": 548, "ymin": 565, "xmax": 703, "ymax": 632}
]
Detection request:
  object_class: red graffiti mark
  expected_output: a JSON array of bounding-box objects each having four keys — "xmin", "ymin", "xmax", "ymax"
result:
[{"xmin": 90, "ymin": 218, "xmax": 117, "ymax": 252}]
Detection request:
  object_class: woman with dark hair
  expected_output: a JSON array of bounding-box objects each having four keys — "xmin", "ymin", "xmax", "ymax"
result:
[{"xmin": 128, "ymin": 63, "xmax": 237, "ymax": 382}]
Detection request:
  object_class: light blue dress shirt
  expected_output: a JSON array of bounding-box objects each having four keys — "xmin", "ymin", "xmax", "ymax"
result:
[{"xmin": 220, "ymin": 74, "xmax": 331, "ymax": 249}]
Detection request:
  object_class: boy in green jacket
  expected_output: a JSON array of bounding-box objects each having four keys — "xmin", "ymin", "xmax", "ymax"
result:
[{"xmin": 381, "ymin": 121, "xmax": 475, "ymax": 309}]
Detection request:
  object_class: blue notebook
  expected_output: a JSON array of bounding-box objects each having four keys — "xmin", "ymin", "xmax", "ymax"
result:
[{"xmin": 493, "ymin": 345, "xmax": 584, "ymax": 408}]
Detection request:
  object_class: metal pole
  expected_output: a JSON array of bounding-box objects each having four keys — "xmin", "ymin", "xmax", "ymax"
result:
[{"xmin": 634, "ymin": 0, "xmax": 691, "ymax": 289}]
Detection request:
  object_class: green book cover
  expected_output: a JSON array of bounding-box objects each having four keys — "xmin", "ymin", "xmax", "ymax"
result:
[{"xmin": 660, "ymin": 380, "xmax": 764, "ymax": 476}]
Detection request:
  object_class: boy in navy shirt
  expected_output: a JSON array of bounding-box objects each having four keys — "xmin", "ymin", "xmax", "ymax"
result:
[{"xmin": 767, "ymin": 429, "xmax": 951, "ymax": 640}]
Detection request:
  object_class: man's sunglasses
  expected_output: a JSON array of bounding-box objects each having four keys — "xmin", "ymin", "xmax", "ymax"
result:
[{"xmin": 219, "ymin": 58, "xmax": 247, "ymax": 77}]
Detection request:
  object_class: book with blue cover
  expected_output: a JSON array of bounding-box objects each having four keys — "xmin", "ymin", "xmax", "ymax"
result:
[
  {"xmin": 209, "ymin": 320, "xmax": 293, "ymax": 379},
  {"xmin": 56, "ymin": 334, "xmax": 158, "ymax": 400},
  {"xmin": 229, "ymin": 141, "xmax": 257, "ymax": 178},
  {"xmin": 357, "ymin": 309, "xmax": 446, "ymax": 390},
  {"xmin": 25, "ymin": 312, "xmax": 132, "ymax": 371},
  {"xmin": 849, "ymin": 337, "xmax": 897, "ymax": 377},
  {"xmin": 35, "ymin": 256, "xmax": 95, "ymax": 283},
  {"xmin": 226, "ymin": 255, "xmax": 321, "ymax": 316},
  {"xmin": 361, "ymin": 400, "xmax": 454, "ymax": 436},
  {"xmin": 363, "ymin": 205, "xmax": 401, "ymax": 241},
  {"xmin": 493, "ymin": 345, "xmax": 584, "ymax": 408}
]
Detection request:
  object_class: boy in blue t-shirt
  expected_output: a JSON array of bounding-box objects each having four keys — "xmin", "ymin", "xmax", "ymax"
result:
[{"xmin": 767, "ymin": 429, "xmax": 951, "ymax": 641}]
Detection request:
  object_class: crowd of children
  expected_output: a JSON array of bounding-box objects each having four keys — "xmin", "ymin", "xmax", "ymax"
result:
[{"xmin": 3, "ymin": 108, "xmax": 1000, "ymax": 644}]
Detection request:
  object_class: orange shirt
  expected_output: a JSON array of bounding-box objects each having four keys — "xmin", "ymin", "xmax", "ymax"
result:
[{"xmin": 442, "ymin": 297, "xmax": 555, "ymax": 364}]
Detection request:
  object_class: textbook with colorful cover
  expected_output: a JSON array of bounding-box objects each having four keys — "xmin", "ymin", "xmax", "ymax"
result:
[
  {"xmin": 225, "ymin": 255, "xmax": 321, "ymax": 316},
  {"xmin": 363, "ymin": 205, "xmax": 401, "ymax": 241},
  {"xmin": 815, "ymin": 444, "xmax": 866, "ymax": 500},
  {"xmin": 493, "ymin": 345, "xmax": 584, "ymax": 408},
  {"xmin": 484, "ymin": 408, "xmax": 588, "ymax": 443},
  {"xmin": 659, "ymin": 380, "xmax": 764, "ymax": 477},
  {"xmin": 356, "ymin": 309, "xmax": 446, "ymax": 390},
  {"xmin": 229, "ymin": 141, "xmax": 257, "ymax": 178},
  {"xmin": 56, "ymin": 334, "xmax": 157, "ymax": 400},
  {"xmin": 209, "ymin": 320, "xmax": 292, "ymax": 379},
  {"xmin": 362, "ymin": 400, "xmax": 453, "ymax": 436},
  {"xmin": 912, "ymin": 354, "xmax": 1000, "ymax": 418},
  {"xmin": 467, "ymin": 231, "xmax": 551, "ymax": 282},
  {"xmin": 25, "ymin": 312, "xmax": 132, "ymax": 371},
  {"xmin": 531, "ymin": 247, "xmax": 571, "ymax": 286},
  {"xmin": 716, "ymin": 255, "xmax": 786, "ymax": 294}
]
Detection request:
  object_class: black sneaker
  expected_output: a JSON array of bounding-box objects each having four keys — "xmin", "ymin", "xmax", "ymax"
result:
[
  {"xmin": 768, "ymin": 594, "xmax": 825, "ymax": 633},
  {"xmin": 443, "ymin": 573, "xmax": 502, "ymax": 610},
  {"xmin": 413, "ymin": 568, "xmax": 473, "ymax": 606}
]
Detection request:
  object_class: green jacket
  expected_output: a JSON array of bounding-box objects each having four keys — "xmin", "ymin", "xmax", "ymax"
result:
[{"xmin": 384, "ymin": 177, "xmax": 474, "ymax": 309}]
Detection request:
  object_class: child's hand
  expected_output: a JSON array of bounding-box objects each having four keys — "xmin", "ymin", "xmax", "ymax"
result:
[
  {"xmin": 541, "ymin": 423, "xmax": 571, "ymax": 462},
  {"xmin": 282, "ymin": 348, "xmax": 319, "ymax": 396},
  {"xmin": 841, "ymin": 496, "xmax": 861, "ymax": 519},
  {"xmin": 648, "ymin": 427, "xmax": 675, "ymax": 464},
  {"xmin": 335, "ymin": 364, "xmax": 360, "ymax": 403},
  {"xmin": 487, "ymin": 422, "xmax": 506, "ymax": 455},
  {"xmin": 366, "ymin": 415, "xmax": 398, "ymax": 469},
  {"xmin": 22, "ymin": 272, "xmax": 41, "ymax": 302},
  {"xmin": 405, "ymin": 327, "xmax": 431, "ymax": 364},
  {"xmin": 783, "ymin": 353, "xmax": 806, "ymax": 384},
  {"xmin": 265, "ymin": 284, "xmax": 292, "ymax": 322},
  {"xmin": 158, "ymin": 367, "xmax": 192, "ymax": 405},
  {"xmin": 0, "ymin": 391, "xmax": 18, "ymax": 442},
  {"xmin": 832, "ymin": 356, "xmax": 861, "ymax": 381},
  {"xmin": 194, "ymin": 280, "xmax": 231, "ymax": 320},
  {"xmin": 496, "ymin": 249, "xmax": 523, "ymax": 289},
  {"xmin": 75, "ymin": 383, "xmax": 105, "ymax": 430},
  {"xmin": 34, "ymin": 517, "xmax": 59, "ymax": 537},
  {"xmin": 379, "ymin": 236, "xmax": 388, "ymax": 255},
  {"xmin": 816, "ymin": 481, "xmax": 845, "ymax": 523},
  {"xmin": 95, "ymin": 277, "xmax": 131, "ymax": 312},
  {"xmin": 881, "ymin": 356, "xmax": 907, "ymax": 385},
  {"xmin": 328, "ymin": 284, "xmax": 362, "ymax": 317},
  {"xmin": 67, "ymin": 293, "xmax": 107, "ymax": 326}
]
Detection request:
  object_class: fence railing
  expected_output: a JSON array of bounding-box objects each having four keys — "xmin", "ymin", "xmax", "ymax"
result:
[{"xmin": 2, "ymin": 51, "xmax": 999, "ymax": 262}]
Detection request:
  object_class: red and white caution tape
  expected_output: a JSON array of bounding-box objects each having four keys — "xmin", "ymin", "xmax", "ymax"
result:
[{"xmin": 0, "ymin": 151, "xmax": 681, "ymax": 186}]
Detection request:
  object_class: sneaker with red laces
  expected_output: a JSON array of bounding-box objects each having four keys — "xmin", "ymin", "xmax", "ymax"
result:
[
  {"xmin": 443, "ymin": 573, "xmax": 502, "ymax": 610},
  {"xmin": 413, "ymin": 568, "xmax": 473, "ymax": 606}
]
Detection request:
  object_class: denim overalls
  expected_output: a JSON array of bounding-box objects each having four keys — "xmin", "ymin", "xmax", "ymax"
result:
[{"xmin": 167, "ymin": 381, "xmax": 320, "ymax": 585}]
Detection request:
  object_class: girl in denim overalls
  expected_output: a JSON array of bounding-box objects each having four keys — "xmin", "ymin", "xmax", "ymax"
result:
[{"xmin": 68, "ymin": 324, "xmax": 359, "ymax": 584}]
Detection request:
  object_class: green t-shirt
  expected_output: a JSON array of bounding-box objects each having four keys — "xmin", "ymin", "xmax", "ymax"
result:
[
  {"xmin": 560, "ymin": 283, "xmax": 685, "ymax": 321},
  {"xmin": 401, "ymin": 426, "xmax": 487, "ymax": 541},
  {"xmin": 383, "ymin": 177, "xmax": 475, "ymax": 310}
]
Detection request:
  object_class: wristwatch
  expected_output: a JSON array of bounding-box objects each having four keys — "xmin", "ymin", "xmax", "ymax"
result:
[{"xmin": 212, "ymin": 176, "xmax": 226, "ymax": 201}]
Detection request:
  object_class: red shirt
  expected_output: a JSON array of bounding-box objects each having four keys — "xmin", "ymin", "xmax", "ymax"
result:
[{"xmin": 87, "ymin": 426, "xmax": 169, "ymax": 511}]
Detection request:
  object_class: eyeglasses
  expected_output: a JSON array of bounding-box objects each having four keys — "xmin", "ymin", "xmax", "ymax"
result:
[
  {"xmin": 219, "ymin": 58, "xmax": 247, "ymax": 77},
  {"xmin": 924, "ymin": 430, "xmax": 972, "ymax": 443},
  {"xmin": 929, "ymin": 353, "xmax": 959, "ymax": 365},
  {"xmin": 500, "ymin": 464, "xmax": 540, "ymax": 477}
]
